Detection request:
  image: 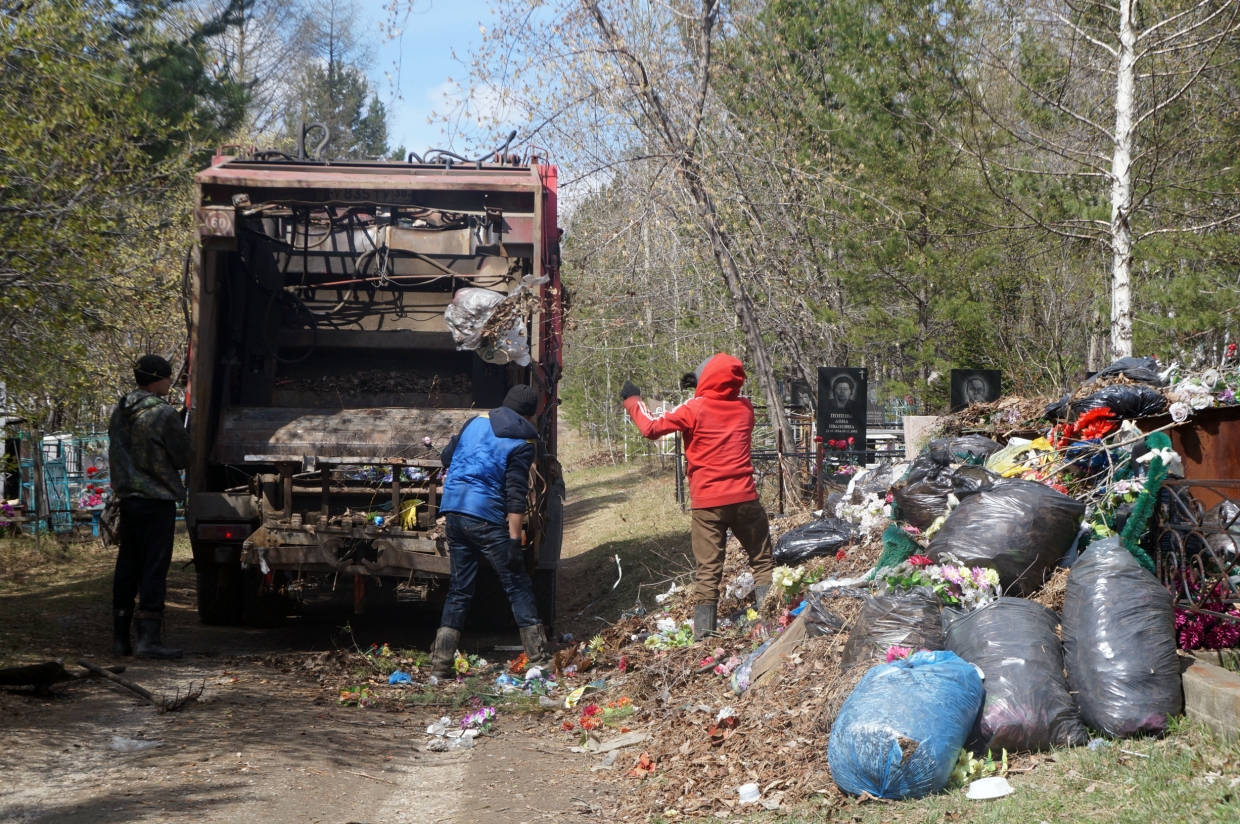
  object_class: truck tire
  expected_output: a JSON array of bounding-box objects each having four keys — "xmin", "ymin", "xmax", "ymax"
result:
[
  {"xmin": 196, "ymin": 564, "xmax": 245, "ymax": 625},
  {"xmin": 242, "ymin": 568, "xmax": 291, "ymax": 627}
]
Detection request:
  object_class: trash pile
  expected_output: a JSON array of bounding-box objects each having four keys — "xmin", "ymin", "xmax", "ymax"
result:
[{"xmin": 532, "ymin": 355, "xmax": 1237, "ymax": 816}]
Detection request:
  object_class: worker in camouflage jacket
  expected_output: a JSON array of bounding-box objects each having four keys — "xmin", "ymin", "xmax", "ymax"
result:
[{"xmin": 107, "ymin": 355, "xmax": 192, "ymax": 659}]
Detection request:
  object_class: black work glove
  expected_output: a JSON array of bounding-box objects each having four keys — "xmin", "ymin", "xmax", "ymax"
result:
[
  {"xmin": 621, "ymin": 380, "xmax": 641, "ymax": 401},
  {"xmin": 508, "ymin": 537, "xmax": 524, "ymax": 569}
]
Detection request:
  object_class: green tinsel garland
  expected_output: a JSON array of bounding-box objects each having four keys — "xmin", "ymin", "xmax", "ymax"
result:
[
  {"xmin": 868, "ymin": 522, "xmax": 925, "ymax": 580},
  {"xmin": 1117, "ymin": 431, "xmax": 1172, "ymax": 574}
]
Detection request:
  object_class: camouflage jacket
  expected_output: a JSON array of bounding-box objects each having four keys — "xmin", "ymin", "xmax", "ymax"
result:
[{"xmin": 108, "ymin": 391, "xmax": 193, "ymax": 501}]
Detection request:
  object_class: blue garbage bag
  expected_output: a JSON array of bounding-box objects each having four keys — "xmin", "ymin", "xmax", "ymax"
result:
[
  {"xmin": 388, "ymin": 670, "xmax": 413, "ymax": 685},
  {"xmin": 827, "ymin": 650, "xmax": 984, "ymax": 799}
]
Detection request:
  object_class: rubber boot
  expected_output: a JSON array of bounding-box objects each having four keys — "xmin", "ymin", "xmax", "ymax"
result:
[
  {"xmin": 133, "ymin": 611, "xmax": 183, "ymax": 659},
  {"xmin": 428, "ymin": 627, "xmax": 461, "ymax": 680},
  {"xmin": 693, "ymin": 602, "xmax": 717, "ymax": 641},
  {"xmin": 112, "ymin": 608, "xmax": 133, "ymax": 657},
  {"xmin": 518, "ymin": 623, "xmax": 554, "ymax": 672},
  {"xmin": 752, "ymin": 585, "xmax": 770, "ymax": 610}
]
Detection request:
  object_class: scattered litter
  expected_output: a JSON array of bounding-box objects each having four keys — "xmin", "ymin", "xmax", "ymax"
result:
[
  {"xmin": 655, "ymin": 583, "xmax": 682, "ymax": 604},
  {"xmin": 388, "ymin": 670, "xmax": 412, "ymax": 685},
  {"xmin": 737, "ymin": 783, "xmax": 760, "ymax": 804},
  {"xmin": 109, "ymin": 736, "xmax": 162, "ymax": 753},
  {"xmin": 966, "ymin": 776, "xmax": 1014, "ymax": 800}
]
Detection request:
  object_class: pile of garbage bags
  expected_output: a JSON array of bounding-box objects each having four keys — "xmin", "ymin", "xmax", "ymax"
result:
[{"xmin": 822, "ymin": 356, "xmax": 1193, "ymax": 801}]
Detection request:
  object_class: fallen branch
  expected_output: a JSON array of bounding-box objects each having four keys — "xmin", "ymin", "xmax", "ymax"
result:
[{"xmin": 75, "ymin": 659, "xmax": 203, "ymax": 711}]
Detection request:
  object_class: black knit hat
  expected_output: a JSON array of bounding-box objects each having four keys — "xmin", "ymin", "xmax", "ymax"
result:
[
  {"xmin": 134, "ymin": 354, "xmax": 172, "ymax": 386},
  {"xmin": 502, "ymin": 384, "xmax": 539, "ymax": 416}
]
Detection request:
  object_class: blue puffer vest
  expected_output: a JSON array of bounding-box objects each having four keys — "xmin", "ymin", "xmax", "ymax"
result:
[{"xmin": 440, "ymin": 413, "xmax": 535, "ymax": 525}]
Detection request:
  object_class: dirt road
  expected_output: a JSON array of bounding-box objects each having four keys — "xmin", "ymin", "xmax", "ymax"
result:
[
  {"xmin": 0, "ymin": 465, "xmax": 672, "ymax": 824},
  {"xmin": 0, "ymin": 586, "xmax": 628, "ymax": 824}
]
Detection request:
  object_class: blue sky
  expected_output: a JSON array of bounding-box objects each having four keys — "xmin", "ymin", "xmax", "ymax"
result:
[{"xmin": 363, "ymin": 0, "xmax": 491, "ymax": 155}]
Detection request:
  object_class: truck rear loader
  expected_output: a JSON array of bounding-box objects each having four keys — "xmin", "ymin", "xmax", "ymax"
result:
[{"xmin": 185, "ymin": 137, "xmax": 564, "ymax": 627}]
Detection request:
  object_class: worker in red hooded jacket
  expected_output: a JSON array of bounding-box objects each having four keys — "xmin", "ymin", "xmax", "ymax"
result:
[{"xmin": 621, "ymin": 353, "xmax": 773, "ymax": 639}]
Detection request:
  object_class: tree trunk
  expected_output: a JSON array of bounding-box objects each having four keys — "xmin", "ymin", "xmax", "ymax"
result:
[
  {"xmin": 681, "ymin": 173, "xmax": 797, "ymax": 452},
  {"xmin": 1109, "ymin": 0, "xmax": 1137, "ymax": 359}
]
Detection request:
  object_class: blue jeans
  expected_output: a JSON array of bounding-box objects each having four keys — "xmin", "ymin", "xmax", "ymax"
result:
[{"xmin": 440, "ymin": 514, "xmax": 541, "ymax": 631}]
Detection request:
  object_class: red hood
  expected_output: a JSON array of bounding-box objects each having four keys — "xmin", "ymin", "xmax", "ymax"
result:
[{"xmin": 696, "ymin": 353, "xmax": 745, "ymax": 400}]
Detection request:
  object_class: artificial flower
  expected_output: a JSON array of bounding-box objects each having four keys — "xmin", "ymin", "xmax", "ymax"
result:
[
  {"xmin": 885, "ymin": 645, "xmax": 911, "ymax": 663},
  {"xmin": 1170, "ymin": 402, "xmax": 1191, "ymax": 423}
]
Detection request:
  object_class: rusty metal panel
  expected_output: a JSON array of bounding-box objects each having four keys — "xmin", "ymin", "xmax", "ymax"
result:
[
  {"xmin": 386, "ymin": 225, "xmax": 474, "ymax": 256},
  {"xmin": 1144, "ymin": 406, "xmax": 1240, "ymax": 508},
  {"xmin": 212, "ymin": 406, "xmax": 476, "ymax": 464},
  {"xmin": 194, "ymin": 161, "xmax": 542, "ymax": 193}
]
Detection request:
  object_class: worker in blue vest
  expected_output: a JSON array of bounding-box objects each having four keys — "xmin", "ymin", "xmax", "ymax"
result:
[{"xmin": 429, "ymin": 385, "xmax": 552, "ymax": 679}]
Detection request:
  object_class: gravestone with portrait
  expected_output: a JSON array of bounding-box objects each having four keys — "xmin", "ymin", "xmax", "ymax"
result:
[
  {"xmin": 818, "ymin": 367, "xmax": 867, "ymax": 461},
  {"xmin": 950, "ymin": 369, "xmax": 1001, "ymax": 412}
]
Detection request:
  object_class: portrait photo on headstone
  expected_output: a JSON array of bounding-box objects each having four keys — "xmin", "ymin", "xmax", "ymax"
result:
[
  {"xmin": 817, "ymin": 367, "xmax": 867, "ymax": 451},
  {"xmin": 950, "ymin": 369, "xmax": 1001, "ymax": 412}
]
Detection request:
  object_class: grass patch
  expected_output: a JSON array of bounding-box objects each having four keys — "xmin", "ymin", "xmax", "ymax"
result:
[
  {"xmin": 558, "ymin": 459, "xmax": 696, "ymax": 637},
  {"xmin": 735, "ymin": 718, "xmax": 1240, "ymax": 824}
]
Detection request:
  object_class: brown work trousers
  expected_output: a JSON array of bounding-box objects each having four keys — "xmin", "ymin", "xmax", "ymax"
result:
[{"xmin": 690, "ymin": 499, "xmax": 774, "ymax": 605}]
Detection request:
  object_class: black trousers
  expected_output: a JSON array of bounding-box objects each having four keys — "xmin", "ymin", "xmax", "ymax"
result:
[{"xmin": 113, "ymin": 498, "xmax": 176, "ymax": 613}]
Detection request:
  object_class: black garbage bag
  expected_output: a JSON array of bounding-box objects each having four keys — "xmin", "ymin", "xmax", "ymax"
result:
[
  {"xmin": 928, "ymin": 480, "xmax": 1085, "ymax": 596},
  {"xmin": 892, "ymin": 460, "xmax": 1000, "ymax": 530},
  {"xmin": 773, "ymin": 517, "xmax": 857, "ymax": 564},
  {"xmin": 1046, "ymin": 383, "xmax": 1169, "ymax": 421},
  {"xmin": 945, "ymin": 598, "xmax": 1089, "ymax": 752},
  {"xmin": 852, "ymin": 460, "xmax": 901, "ymax": 499},
  {"xmin": 1062, "ymin": 537, "xmax": 1182, "ymax": 739},
  {"xmin": 927, "ymin": 435, "xmax": 1003, "ymax": 465},
  {"xmin": 1072, "ymin": 384, "xmax": 1168, "ymax": 419},
  {"xmin": 803, "ymin": 588, "xmax": 865, "ymax": 638},
  {"xmin": 841, "ymin": 587, "xmax": 945, "ymax": 668},
  {"xmin": 1086, "ymin": 356, "xmax": 1164, "ymax": 386}
]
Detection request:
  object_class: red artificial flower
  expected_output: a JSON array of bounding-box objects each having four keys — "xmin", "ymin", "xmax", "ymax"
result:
[
  {"xmin": 86, "ymin": 466, "xmax": 98, "ymax": 475},
  {"xmin": 847, "ymin": 437, "xmax": 855, "ymax": 446},
  {"xmin": 814, "ymin": 436, "xmax": 824, "ymax": 443},
  {"xmin": 1228, "ymin": 343, "xmax": 1237, "ymax": 359},
  {"xmin": 562, "ymin": 721, "xmax": 575, "ymax": 731},
  {"xmin": 618, "ymin": 655, "xmax": 629, "ymax": 673},
  {"xmin": 581, "ymin": 704, "xmax": 600, "ymax": 717},
  {"xmin": 908, "ymin": 555, "xmax": 933, "ymax": 566},
  {"xmin": 835, "ymin": 548, "xmax": 848, "ymax": 561},
  {"xmin": 699, "ymin": 656, "xmax": 715, "ymax": 668}
]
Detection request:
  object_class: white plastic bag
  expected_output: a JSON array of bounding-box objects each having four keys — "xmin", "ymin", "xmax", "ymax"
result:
[{"xmin": 443, "ymin": 283, "xmax": 540, "ymax": 367}]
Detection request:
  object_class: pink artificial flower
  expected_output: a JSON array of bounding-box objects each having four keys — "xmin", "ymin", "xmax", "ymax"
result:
[
  {"xmin": 885, "ymin": 645, "xmax": 912, "ymax": 663},
  {"xmin": 908, "ymin": 555, "xmax": 933, "ymax": 566}
]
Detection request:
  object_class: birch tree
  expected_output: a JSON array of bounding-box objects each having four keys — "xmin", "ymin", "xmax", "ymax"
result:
[{"xmin": 968, "ymin": 0, "xmax": 1240, "ymax": 360}]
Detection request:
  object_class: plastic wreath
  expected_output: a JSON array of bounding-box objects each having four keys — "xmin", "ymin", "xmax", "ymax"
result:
[{"xmin": 875, "ymin": 553, "xmax": 1001, "ymax": 610}]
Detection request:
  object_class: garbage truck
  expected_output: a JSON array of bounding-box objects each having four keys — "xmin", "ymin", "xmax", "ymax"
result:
[{"xmin": 185, "ymin": 133, "xmax": 565, "ymax": 627}]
